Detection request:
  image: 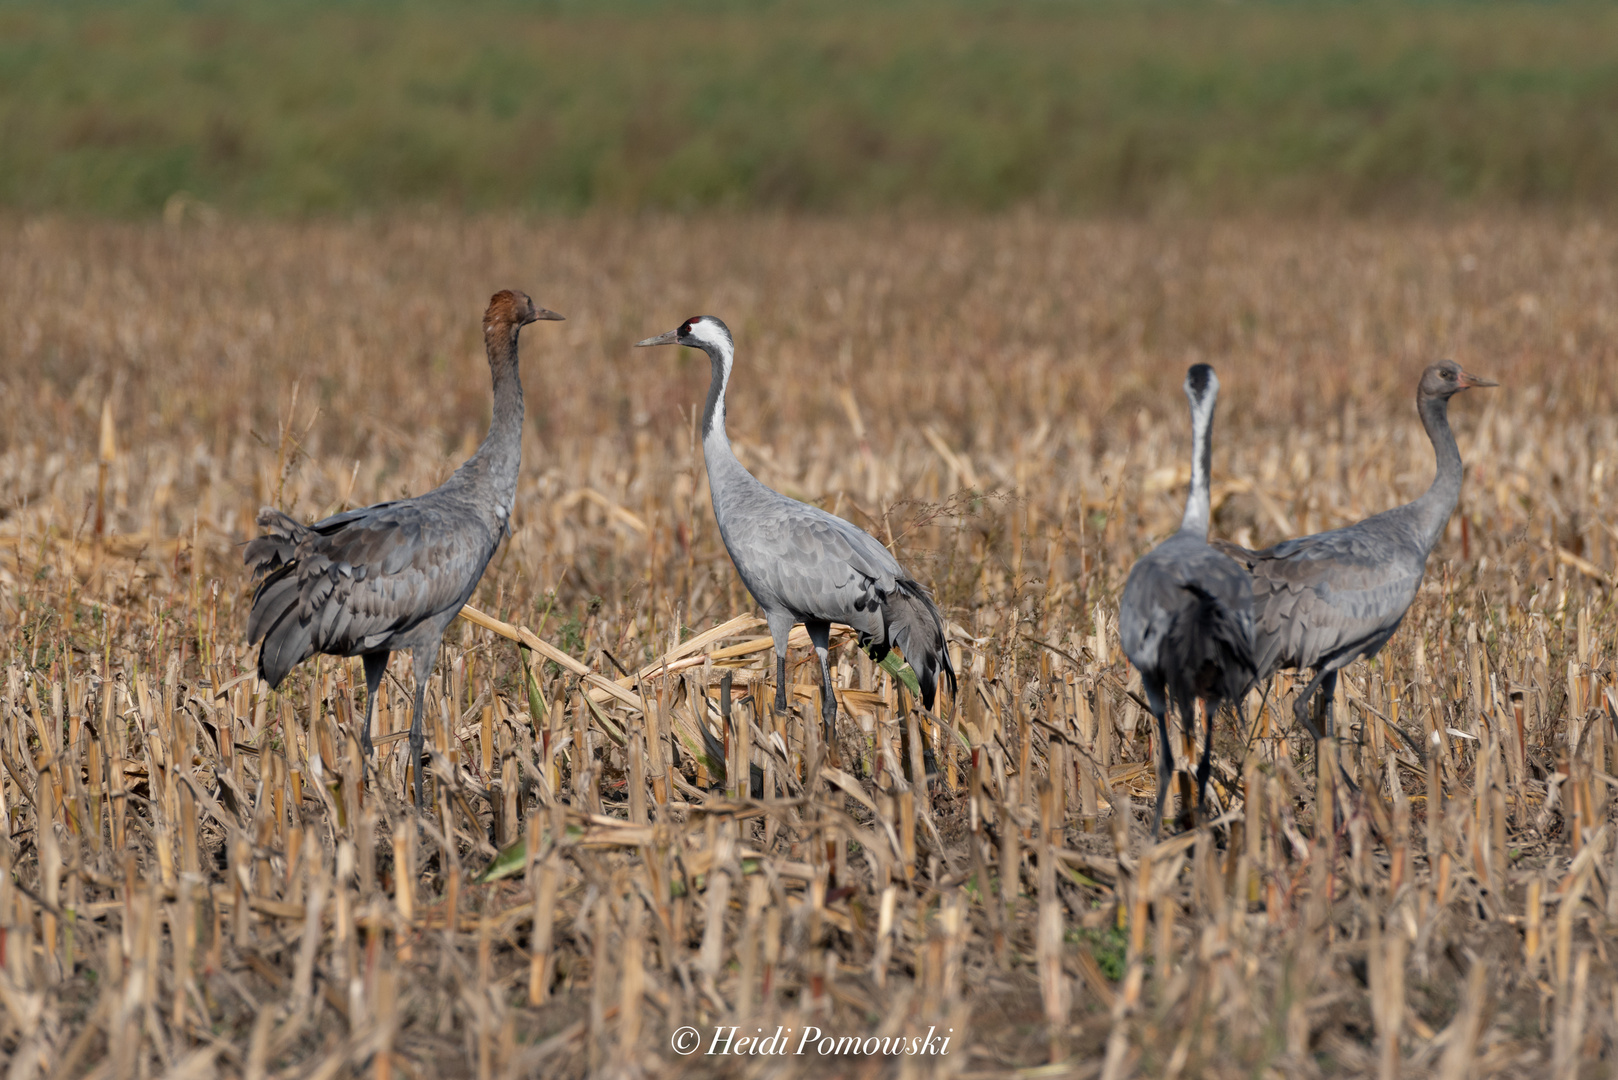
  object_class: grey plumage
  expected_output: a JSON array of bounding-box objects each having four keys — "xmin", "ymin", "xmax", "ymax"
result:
[
  {"xmin": 636, "ymin": 316, "xmax": 956, "ymax": 739},
  {"xmin": 245, "ymin": 290, "xmax": 564, "ymax": 807},
  {"xmin": 1119, "ymin": 364, "xmax": 1256, "ymax": 837},
  {"xmin": 1211, "ymin": 359, "xmax": 1496, "ymax": 743}
]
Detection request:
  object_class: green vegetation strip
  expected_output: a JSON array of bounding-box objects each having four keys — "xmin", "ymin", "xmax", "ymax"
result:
[{"xmin": 2, "ymin": 1, "xmax": 1617, "ymax": 215}]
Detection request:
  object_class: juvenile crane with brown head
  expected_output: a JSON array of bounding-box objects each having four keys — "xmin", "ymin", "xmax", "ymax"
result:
[
  {"xmin": 1213, "ymin": 359, "xmax": 1497, "ymax": 744},
  {"xmin": 246, "ymin": 290, "xmax": 564, "ymax": 808}
]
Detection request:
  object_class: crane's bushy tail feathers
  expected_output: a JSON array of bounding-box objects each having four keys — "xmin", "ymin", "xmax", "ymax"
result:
[
  {"xmin": 256, "ymin": 596, "xmax": 316, "ymax": 689},
  {"xmin": 1181, "ymin": 580, "xmax": 1259, "ymax": 704},
  {"xmin": 881, "ymin": 580, "xmax": 957, "ymax": 711},
  {"xmin": 245, "ymin": 508, "xmax": 317, "ymax": 689},
  {"xmin": 244, "ymin": 509, "xmax": 309, "ymax": 576}
]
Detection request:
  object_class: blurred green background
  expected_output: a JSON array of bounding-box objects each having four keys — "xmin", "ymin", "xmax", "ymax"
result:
[{"xmin": 2, "ymin": 0, "xmax": 1615, "ymax": 217}]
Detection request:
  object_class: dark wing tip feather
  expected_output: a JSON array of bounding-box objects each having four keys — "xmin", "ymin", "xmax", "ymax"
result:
[
  {"xmin": 935, "ymin": 625, "xmax": 959, "ymax": 703},
  {"xmin": 246, "ymin": 567, "xmax": 297, "ymax": 644},
  {"xmin": 887, "ymin": 578, "xmax": 956, "ymax": 711},
  {"xmin": 255, "ymin": 607, "xmax": 313, "ymax": 689}
]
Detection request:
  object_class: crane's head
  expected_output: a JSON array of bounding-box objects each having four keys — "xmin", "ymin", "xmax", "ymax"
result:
[
  {"xmin": 1420, "ymin": 359, "xmax": 1497, "ymax": 400},
  {"xmin": 634, "ymin": 315, "xmax": 733, "ymax": 355},
  {"xmin": 484, "ymin": 290, "xmax": 565, "ymax": 334},
  {"xmin": 1184, "ymin": 363, "xmax": 1218, "ymax": 408}
]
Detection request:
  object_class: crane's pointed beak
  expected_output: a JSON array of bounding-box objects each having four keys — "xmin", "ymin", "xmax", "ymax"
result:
[
  {"xmin": 1458, "ymin": 368, "xmax": 1498, "ymax": 389},
  {"xmin": 534, "ymin": 308, "xmax": 565, "ymax": 322},
  {"xmin": 634, "ymin": 329, "xmax": 680, "ymax": 348}
]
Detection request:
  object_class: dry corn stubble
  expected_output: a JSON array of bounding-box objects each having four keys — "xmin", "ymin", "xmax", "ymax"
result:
[{"xmin": 2, "ymin": 213, "xmax": 1618, "ymax": 1078}]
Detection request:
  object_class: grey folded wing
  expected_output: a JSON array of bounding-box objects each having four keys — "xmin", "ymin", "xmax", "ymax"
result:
[
  {"xmin": 1118, "ymin": 549, "xmax": 1187, "ymax": 674},
  {"xmin": 734, "ymin": 497, "xmax": 904, "ymax": 628},
  {"xmin": 1243, "ymin": 527, "xmax": 1425, "ymax": 675},
  {"xmin": 248, "ymin": 500, "xmax": 497, "ymax": 663}
]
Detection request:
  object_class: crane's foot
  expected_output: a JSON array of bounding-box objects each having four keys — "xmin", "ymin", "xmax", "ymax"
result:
[
  {"xmin": 1190, "ymin": 799, "xmax": 1233, "ymax": 848},
  {"xmin": 1334, "ymin": 762, "xmax": 1363, "ymax": 799},
  {"xmin": 409, "ymin": 732, "xmax": 425, "ymax": 810},
  {"xmin": 1173, "ymin": 772, "xmax": 1196, "ymax": 833},
  {"xmin": 921, "ymin": 730, "xmax": 939, "ymax": 781},
  {"xmin": 1293, "ymin": 700, "xmax": 1326, "ymax": 745},
  {"xmin": 820, "ymin": 708, "xmax": 840, "ymax": 768},
  {"xmin": 1150, "ymin": 787, "xmax": 1170, "ymax": 840},
  {"xmin": 1192, "ymin": 766, "xmax": 1222, "ymax": 834}
]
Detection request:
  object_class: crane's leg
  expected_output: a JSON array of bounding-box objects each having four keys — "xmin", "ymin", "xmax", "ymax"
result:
[
  {"xmin": 1292, "ymin": 665, "xmax": 1361, "ymax": 831},
  {"xmin": 1144, "ymin": 680, "xmax": 1173, "ymax": 839},
  {"xmin": 1318, "ymin": 670, "xmax": 1339, "ymax": 739},
  {"xmin": 1290, "ymin": 667, "xmax": 1332, "ymax": 744},
  {"xmin": 408, "ymin": 647, "xmax": 438, "ymax": 811},
  {"xmin": 1318, "ymin": 669, "xmax": 1366, "ymax": 800},
  {"xmin": 697, "ymin": 718, "xmax": 728, "ymax": 791},
  {"xmin": 361, "ymin": 651, "xmax": 389, "ymax": 762},
  {"xmin": 1173, "ymin": 699, "xmax": 1198, "ymax": 832},
  {"xmin": 805, "ymin": 620, "xmax": 836, "ymax": 744},
  {"xmin": 766, "ymin": 611, "xmax": 795, "ymax": 716},
  {"xmin": 1195, "ymin": 697, "xmax": 1216, "ymax": 819}
]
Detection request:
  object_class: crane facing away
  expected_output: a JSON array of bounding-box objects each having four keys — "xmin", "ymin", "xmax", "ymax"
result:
[
  {"xmin": 635, "ymin": 316, "xmax": 956, "ymax": 745},
  {"xmin": 1212, "ymin": 359, "xmax": 1496, "ymax": 744},
  {"xmin": 246, "ymin": 290, "xmax": 564, "ymax": 808},
  {"xmin": 1119, "ymin": 364, "xmax": 1256, "ymax": 837}
]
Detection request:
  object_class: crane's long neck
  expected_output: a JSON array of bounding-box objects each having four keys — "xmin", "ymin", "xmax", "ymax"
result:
[
  {"xmin": 1411, "ymin": 392, "xmax": 1462, "ymax": 549},
  {"xmin": 456, "ymin": 325, "xmax": 524, "ymax": 507},
  {"xmin": 1178, "ymin": 389, "xmax": 1215, "ymax": 539},
  {"xmin": 700, "ymin": 339, "xmax": 752, "ymax": 491}
]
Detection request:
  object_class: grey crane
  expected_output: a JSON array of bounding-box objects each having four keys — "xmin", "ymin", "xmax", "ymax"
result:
[
  {"xmin": 245, "ymin": 290, "xmax": 564, "ymax": 808},
  {"xmin": 635, "ymin": 316, "xmax": 956, "ymax": 742},
  {"xmin": 1119, "ymin": 364, "xmax": 1256, "ymax": 837},
  {"xmin": 1211, "ymin": 359, "xmax": 1496, "ymax": 744}
]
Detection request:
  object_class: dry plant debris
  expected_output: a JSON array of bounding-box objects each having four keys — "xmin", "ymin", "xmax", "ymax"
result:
[{"xmin": 2, "ymin": 215, "xmax": 1617, "ymax": 1078}]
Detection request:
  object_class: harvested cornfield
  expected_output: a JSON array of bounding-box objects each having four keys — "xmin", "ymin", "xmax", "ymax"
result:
[{"xmin": 2, "ymin": 214, "xmax": 1617, "ymax": 1078}]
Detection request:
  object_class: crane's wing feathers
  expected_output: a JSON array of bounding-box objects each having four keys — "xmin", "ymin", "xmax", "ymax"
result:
[
  {"xmin": 1206, "ymin": 538, "xmax": 1258, "ymax": 568},
  {"xmin": 246, "ymin": 503, "xmax": 497, "ymax": 687},
  {"xmin": 1120, "ymin": 537, "xmax": 1255, "ymax": 706},
  {"xmin": 715, "ymin": 489, "xmax": 956, "ymax": 707},
  {"xmin": 1234, "ymin": 522, "xmax": 1427, "ymax": 674},
  {"xmin": 1117, "ymin": 559, "xmax": 1170, "ymax": 672},
  {"xmin": 1181, "ymin": 579, "xmax": 1258, "ymax": 676},
  {"xmin": 792, "ymin": 503, "xmax": 903, "ymax": 590},
  {"xmin": 730, "ymin": 494, "xmax": 903, "ymax": 618}
]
